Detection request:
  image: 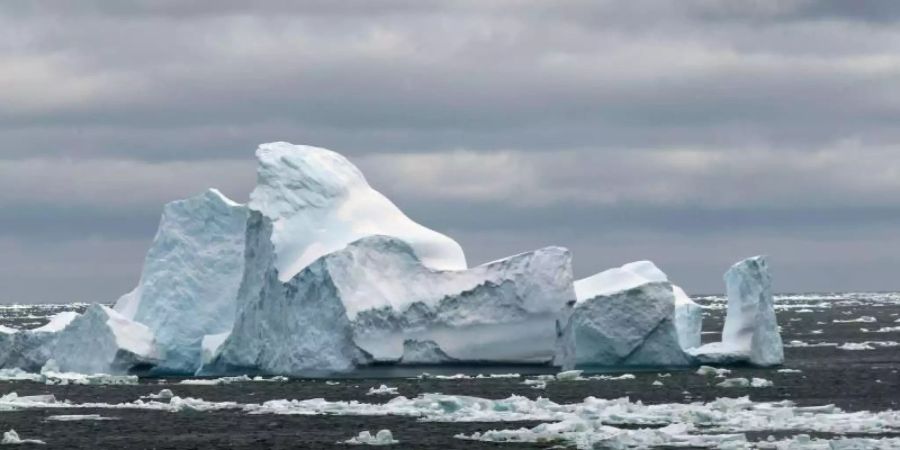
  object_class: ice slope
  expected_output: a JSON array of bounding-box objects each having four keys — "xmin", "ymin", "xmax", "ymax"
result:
[
  {"xmin": 207, "ymin": 214, "xmax": 575, "ymax": 375},
  {"xmin": 573, "ymin": 261, "xmax": 702, "ymax": 354},
  {"xmin": 51, "ymin": 305, "xmax": 162, "ymax": 374},
  {"xmin": 249, "ymin": 142, "xmax": 467, "ymax": 281},
  {"xmin": 689, "ymin": 256, "xmax": 784, "ymax": 366},
  {"xmin": 113, "ymin": 189, "xmax": 248, "ymax": 373},
  {"xmin": 0, "ymin": 312, "xmax": 78, "ymax": 372},
  {"xmin": 571, "ymin": 282, "xmax": 692, "ymax": 367}
]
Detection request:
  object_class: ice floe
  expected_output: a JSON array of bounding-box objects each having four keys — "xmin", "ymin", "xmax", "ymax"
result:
[
  {"xmin": 366, "ymin": 385, "xmax": 399, "ymax": 396},
  {"xmin": 1, "ymin": 429, "xmax": 44, "ymax": 445},
  {"xmin": 343, "ymin": 430, "xmax": 398, "ymax": 446}
]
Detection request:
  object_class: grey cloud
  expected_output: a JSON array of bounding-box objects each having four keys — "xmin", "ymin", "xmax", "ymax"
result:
[{"xmin": 1, "ymin": 1, "xmax": 899, "ymax": 302}]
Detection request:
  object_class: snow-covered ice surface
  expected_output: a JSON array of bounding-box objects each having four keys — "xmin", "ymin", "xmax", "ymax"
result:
[{"xmin": 249, "ymin": 142, "xmax": 466, "ymax": 280}]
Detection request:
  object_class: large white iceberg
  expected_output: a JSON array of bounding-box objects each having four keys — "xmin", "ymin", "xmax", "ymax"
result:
[
  {"xmin": 113, "ymin": 189, "xmax": 248, "ymax": 373},
  {"xmin": 688, "ymin": 256, "xmax": 784, "ymax": 366},
  {"xmin": 0, "ymin": 142, "xmax": 781, "ymax": 376},
  {"xmin": 569, "ymin": 261, "xmax": 702, "ymax": 367},
  {"xmin": 50, "ymin": 305, "xmax": 162, "ymax": 374},
  {"xmin": 207, "ymin": 215, "xmax": 575, "ymax": 375}
]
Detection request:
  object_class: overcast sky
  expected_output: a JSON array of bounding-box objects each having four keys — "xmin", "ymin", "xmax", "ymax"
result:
[{"xmin": 2, "ymin": 0, "xmax": 899, "ymax": 303}]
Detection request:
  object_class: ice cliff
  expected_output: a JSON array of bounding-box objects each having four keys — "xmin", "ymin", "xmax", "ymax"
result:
[{"xmin": 114, "ymin": 189, "xmax": 248, "ymax": 373}]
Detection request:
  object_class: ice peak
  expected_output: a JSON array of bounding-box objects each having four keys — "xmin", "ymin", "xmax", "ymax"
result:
[{"xmin": 246, "ymin": 142, "xmax": 466, "ymax": 280}]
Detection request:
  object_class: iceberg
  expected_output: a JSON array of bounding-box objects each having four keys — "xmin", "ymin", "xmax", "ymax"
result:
[
  {"xmin": 50, "ymin": 305, "xmax": 161, "ymax": 374},
  {"xmin": 113, "ymin": 189, "xmax": 249, "ymax": 373},
  {"xmin": 569, "ymin": 261, "xmax": 701, "ymax": 367},
  {"xmin": 0, "ymin": 142, "xmax": 778, "ymax": 376},
  {"xmin": 208, "ymin": 215, "xmax": 575, "ymax": 375},
  {"xmin": 688, "ymin": 256, "xmax": 784, "ymax": 366}
]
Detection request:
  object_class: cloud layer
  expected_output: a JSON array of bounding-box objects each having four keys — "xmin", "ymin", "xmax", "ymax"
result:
[{"xmin": 1, "ymin": 0, "xmax": 899, "ymax": 302}]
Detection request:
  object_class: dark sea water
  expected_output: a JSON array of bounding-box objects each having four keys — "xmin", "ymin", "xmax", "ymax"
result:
[{"xmin": 0, "ymin": 293, "xmax": 898, "ymax": 449}]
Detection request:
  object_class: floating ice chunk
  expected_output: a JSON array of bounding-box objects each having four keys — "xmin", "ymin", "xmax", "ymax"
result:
[
  {"xmin": 696, "ymin": 366, "xmax": 731, "ymax": 377},
  {"xmin": 777, "ymin": 369, "xmax": 802, "ymax": 374},
  {"xmin": 690, "ymin": 256, "xmax": 783, "ymax": 367},
  {"xmin": 50, "ymin": 305, "xmax": 161, "ymax": 374},
  {"xmin": 143, "ymin": 389, "xmax": 174, "ymax": 400},
  {"xmin": 588, "ymin": 373, "xmax": 636, "ymax": 381},
  {"xmin": 45, "ymin": 415, "xmax": 116, "ymax": 421},
  {"xmin": 716, "ymin": 378, "xmax": 751, "ymax": 388},
  {"xmin": 1, "ymin": 429, "xmax": 45, "ymax": 445},
  {"xmin": 751, "ymin": 378, "xmax": 773, "ymax": 388},
  {"xmin": 113, "ymin": 189, "xmax": 249, "ymax": 373},
  {"xmin": 868, "ymin": 326, "xmax": 900, "ymax": 333},
  {"xmin": 652, "ymin": 380, "xmax": 664, "ymax": 386},
  {"xmin": 38, "ymin": 363, "xmax": 138, "ymax": 385},
  {"xmin": 838, "ymin": 341, "xmax": 899, "ymax": 351},
  {"xmin": 783, "ymin": 340, "xmax": 838, "ymax": 348},
  {"xmin": 367, "ymin": 385, "xmax": 399, "ymax": 396},
  {"xmin": 343, "ymin": 430, "xmax": 398, "ymax": 446},
  {"xmin": 833, "ymin": 316, "xmax": 877, "ymax": 323},
  {"xmin": 555, "ymin": 370, "xmax": 583, "ymax": 381},
  {"xmin": 177, "ymin": 375, "xmax": 284, "ymax": 385}
]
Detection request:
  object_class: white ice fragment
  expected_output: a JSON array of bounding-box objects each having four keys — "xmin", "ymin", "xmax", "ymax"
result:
[
  {"xmin": 696, "ymin": 366, "xmax": 731, "ymax": 377},
  {"xmin": 838, "ymin": 341, "xmax": 899, "ymax": 351},
  {"xmin": 716, "ymin": 378, "xmax": 751, "ymax": 388},
  {"xmin": 555, "ymin": 370, "xmax": 583, "ymax": 381},
  {"xmin": 750, "ymin": 378, "xmax": 773, "ymax": 388},
  {"xmin": 777, "ymin": 369, "xmax": 802, "ymax": 374},
  {"xmin": 1, "ymin": 429, "xmax": 44, "ymax": 445},
  {"xmin": 833, "ymin": 316, "xmax": 877, "ymax": 323},
  {"xmin": 45, "ymin": 415, "xmax": 116, "ymax": 421},
  {"xmin": 342, "ymin": 430, "xmax": 398, "ymax": 446},
  {"xmin": 366, "ymin": 385, "xmax": 399, "ymax": 396},
  {"xmin": 652, "ymin": 380, "xmax": 664, "ymax": 386},
  {"xmin": 143, "ymin": 389, "xmax": 174, "ymax": 400}
]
